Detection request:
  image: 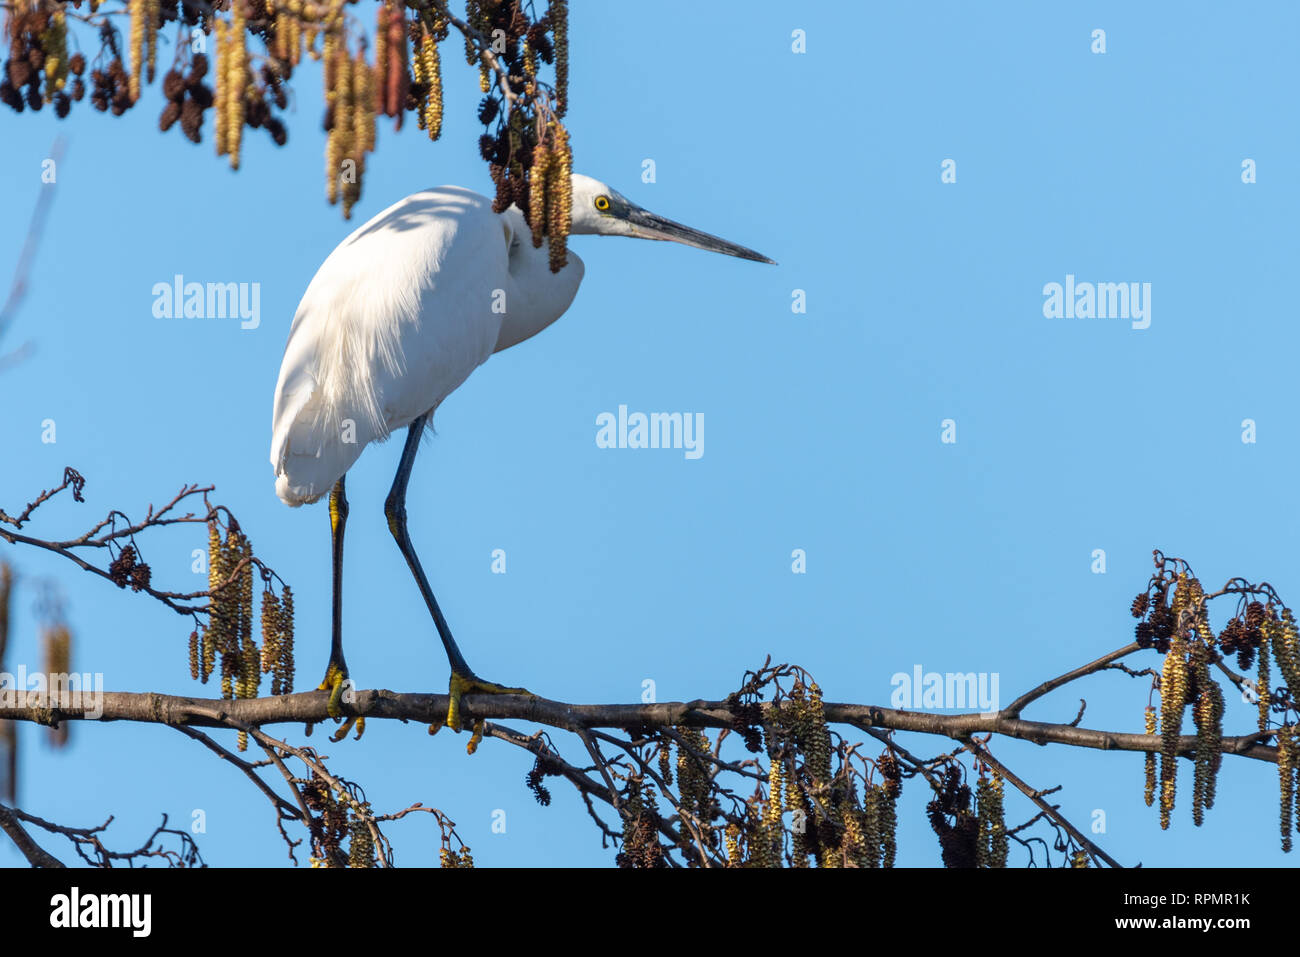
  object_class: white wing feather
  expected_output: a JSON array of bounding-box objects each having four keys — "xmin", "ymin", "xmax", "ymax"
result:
[{"xmin": 270, "ymin": 188, "xmax": 510, "ymax": 505}]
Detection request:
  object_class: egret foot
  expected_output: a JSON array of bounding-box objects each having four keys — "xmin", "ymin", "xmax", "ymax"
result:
[
  {"xmin": 318, "ymin": 661, "xmax": 366, "ymax": 742},
  {"xmin": 447, "ymin": 670, "xmax": 531, "ymax": 735}
]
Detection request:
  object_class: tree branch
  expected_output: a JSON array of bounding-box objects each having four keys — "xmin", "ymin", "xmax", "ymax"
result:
[
  {"xmin": 0, "ymin": 803, "xmax": 64, "ymax": 867},
  {"xmin": 0, "ymin": 683, "xmax": 1279, "ymax": 764}
]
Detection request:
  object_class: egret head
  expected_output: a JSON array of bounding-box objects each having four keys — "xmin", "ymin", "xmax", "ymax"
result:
[{"xmin": 567, "ymin": 173, "xmax": 775, "ymax": 264}]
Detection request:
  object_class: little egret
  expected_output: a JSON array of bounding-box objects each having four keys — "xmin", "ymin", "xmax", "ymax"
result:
[{"xmin": 270, "ymin": 173, "xmax": 773, "ymax": 738}]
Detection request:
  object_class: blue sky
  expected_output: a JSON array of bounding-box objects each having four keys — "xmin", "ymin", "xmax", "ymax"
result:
[{"xmin": 2, "ymin": 1, "xmax": 1298, "ymax": 867}]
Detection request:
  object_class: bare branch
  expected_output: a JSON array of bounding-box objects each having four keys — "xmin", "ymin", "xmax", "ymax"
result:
[
  {"xmin": 0, "ymin": 682, "xmax": 1279, "ymax": 765},
  {"xmin": 0, "ymin": 803, "xmax": 64, "ymax": 867}
]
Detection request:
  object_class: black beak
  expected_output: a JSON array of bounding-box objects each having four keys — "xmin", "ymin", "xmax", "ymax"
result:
[{"xmin": 623, "ymin": 205, "xmax": 776, "ymax": 265}]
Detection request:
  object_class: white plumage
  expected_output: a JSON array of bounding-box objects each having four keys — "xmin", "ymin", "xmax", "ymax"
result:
[
  {"xmin": 266, "ymin": 171, "xmax": 772, "ymax": 733},
  {"xmin": 270, "ymin": 185, "xmax": 583, "ymax": 505}
]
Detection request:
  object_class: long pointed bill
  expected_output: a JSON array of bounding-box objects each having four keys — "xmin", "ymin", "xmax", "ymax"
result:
[{"xmin": 623, "ymin": 205, "xmax": 776, "ymax": 264}]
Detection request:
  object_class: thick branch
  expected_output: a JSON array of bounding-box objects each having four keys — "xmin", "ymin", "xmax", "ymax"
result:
[{"xmin": 0, "ymin": 687, "xmax": 1278, "ymax": 764}]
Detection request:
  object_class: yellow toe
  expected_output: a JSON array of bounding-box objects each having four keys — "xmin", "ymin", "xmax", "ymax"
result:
[{"xmin": 447, "ymin": 672, "xmax": 531, "ymax": 734}]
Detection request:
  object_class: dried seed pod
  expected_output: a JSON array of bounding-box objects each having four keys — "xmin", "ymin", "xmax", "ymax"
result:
[
  {"xmin": 215, "ymin": 19, "xmax": 229, "ymax": 156},
  {"xmin": 1190, "ymin": 654, "xmax": 1223, "ymax": 826},
  {"xmin": 266, "ymin": 115, "xmax": 287, "ymax": 146},
  {"xmin": 614, "ymin": 775, "xmax": 663, "ymax": 869},
  {"xmin": 145, "ymin": 0, "xmax": 159, "ymax": 85},
  {"xmin": 260, "ymin": 588, "xmax": 281, "ymax": 677},
  {"xmin": 675, "ymin": 726, "xmax": 709, "ymax": 828},
  {"xmin": 200, "ymin": 627, "xmax": 215, "ymax": 682},
  {"xmin": 1158, "ymin": 639, "xmax": 1189, "ymax": 830},
  {"xmin": 180, "ymin": 96, "xmax": 204, "ymax": 142},
  {"xmin": 108, "ymin": 544, "xmax": 138, "ymax": 587},
  {"xmin": 521, "ymin": 37, "xmax": 535, "ymax": 84},
  {"xmin": 324, "ymin": 35, "xmax": 347, "ymax": 204},
  {"xmin": 335, "ymin": 48, "xmax": 360, "ymax": 217},
  {"xmin": 463, "ymin": 0, "xmax": 481, "ymax": 65},
  {"xmin": 724, "ymin": 821, "xmax": 742, "ymax": 867},
  {"xmin": 1172, "ymin": 572, "xmax": 1191, "ymax": 615},
  {"xmin": 544, "ymin": 122, "xmax": 571, "ymax": 272},
  {"xmin": 1258, "ymin": 635, "xmax": 1272, "ymax": 733},
  {"xmin": 976, "ymin": 772, "xmax": 1007, "ymax": 868},
  {"xmin": 1143, "ymin": 704, "xmax": 1157, "ymax": 807},
  {"xmin": 40, "ymin": 11, "xmax": 69, "ymax": 99},
  {"xmin": 1278, "ymin": 724, "xmax": 1297, "ymax": 853},
  {"xmin": 162, "ymin": 68, "xmax": 185, "ymax": 101},
  {"xmin": 789, "ymin": 784, "xmax": 810, "ymax": 867},
  {"xmin": 348, "ymin": 818, "xmax": 375, "ymax": 867},
  {"xmin": 841, "ymin": 800, "xmax": 868, "ymax": 868},
  {"xmin": 549, "ymin": 0, "xmax": 567, "ymax": 116},
  {"xmin": 129, "ymin": 0, "xmax": 144, "ymax": 101},
  {"xmin": 273, "ymin": 11, "xmax": 288, "ymax": 61},
  {"xmin": 862, "ymin": 784, "xmax": 883, "ymax": 868},
  {"xmin": 878, "ymin": 782, "xmax": 898, "ymax": 867},
  {"xmin": 527, "ymin": 137, "xmax": 551, "ymax": 245},
  {"xmin": 237, "ymin": 533, "xmax": 254, "ymax": 663},
  {"xmin": 419, "ymin": 21, "xmax": 441, "ymax": 139},
  {"xmin": 743, "ymin": 798, "xmax": 770, "ymax": 868},
  {"xmin": 159, "ymin": 97, "xmax": 181, "ymax": 130},
  {"xmin": 276, "ymin": 585, "xmax": 295, "ymax": 695},
  {"xmin": 1131, "ymin": 592, "xmax": 1149, "ymax": 619},
  {"xmin": 1246, "ymin": 600, "xmax": 1267, "ymax": 629},
  {"xmin": 374, "ymin": 0, "xmax": 389, "ymax": 112},
  {"xmin": 765, "ymin": 744, "xmax": 784, "ymax": 848},
  {"xmin": 206, "ymin": 520, "xmax": 230, "ymax": 654},
  {"xmin": 354, "ymin": 48, "xmax": 374, "ymax": 155},
  {"xmin": 1273, "ymin": 609, "xmax": 1300, "ymax": 700},
  {"xmin": 227, "ymin": 3, "xmax": 248, "ymax": 169},
  {"xmin": 384, "ymin": 2, "xmax": 406, "ymax": 126},
  {"xmin": 41, "ymin": 623, "xmax": 72, "ymax": 748},
  {"xmin": 525, "ymin": 752, "xmax": 552, "ymax": 806},
  {"xmin": 803, "ymin": 683, "xmax": 832, "ymax": 786}
]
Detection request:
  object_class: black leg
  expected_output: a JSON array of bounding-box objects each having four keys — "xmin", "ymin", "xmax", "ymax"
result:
[
  {"xmin": 328, "ymin": 474, "xmax": 349, "ymax": 674},
  {"xmin": 384, "ymin": 413, "xmax": 530, "ymax": 733},
  {"xmin": 319, "ymin": 475, "xmax": 363, "ymax": 739},
  {"xmin": 384, "ymin": 412, "xmax": 473, "ymax": 677}
]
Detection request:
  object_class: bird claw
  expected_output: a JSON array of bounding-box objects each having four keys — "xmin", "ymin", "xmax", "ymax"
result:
[
  {"xmin": 330, "ymin": 715, "xmax": 366, "ymax": 742},
  {"xmin": 319, "ymin": 663, "xmax": 364, "ymax": 740},
  {"xmin": 319, "ymin": 663, "xmax": 347, "ymax": 720},
  {"xmin": 447, "ymin": 671, "xmax": 532, "ymax": 736},
  {"xmin": 466, "ymin": 719, "xmax": 485, "ymax": 755}
]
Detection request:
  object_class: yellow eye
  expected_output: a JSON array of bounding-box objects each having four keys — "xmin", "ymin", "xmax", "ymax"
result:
[{"xmin": 594, "ymin": 195, "xmax": 611, "ymax": 212}]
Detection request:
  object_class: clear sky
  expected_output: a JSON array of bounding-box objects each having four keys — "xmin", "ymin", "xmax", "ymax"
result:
[{"xmin": 2, "ymin": 1, "xmax": 1298, "ymax": 867}]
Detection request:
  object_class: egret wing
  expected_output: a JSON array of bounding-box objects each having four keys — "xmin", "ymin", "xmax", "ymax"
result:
[{"xmin": 270, "ymin": 188, "xmax": 510, "ymax": 505}]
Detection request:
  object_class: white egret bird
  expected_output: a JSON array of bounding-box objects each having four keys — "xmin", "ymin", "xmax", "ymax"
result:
[{"xmin": 270, "ymin": 173, "xmax": 773, "ymax": 737}]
